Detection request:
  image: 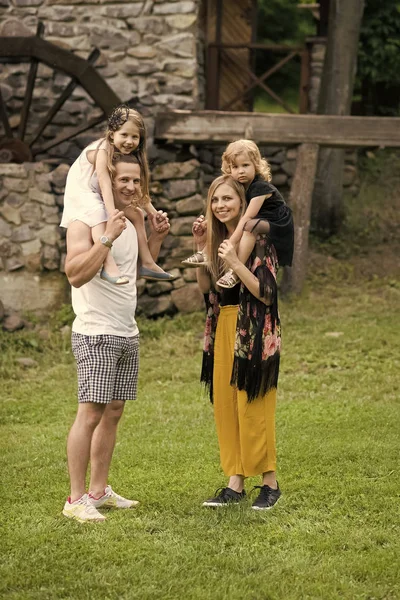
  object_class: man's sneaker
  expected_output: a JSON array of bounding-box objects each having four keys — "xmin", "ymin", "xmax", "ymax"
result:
[
  {"xmin": 202, "ymin": 487, "xmax": 246, "ymax": 507},
  {"xmin": 251, "ymin": 484, "xmax": 281, "ymax": 510},
  {"xmin": 62, "ymin": 494, "xmax": 106, "ymax": 522},
  {"xmin": 88, "ymin": 485, "xmax": 139, "ymax": 509}
]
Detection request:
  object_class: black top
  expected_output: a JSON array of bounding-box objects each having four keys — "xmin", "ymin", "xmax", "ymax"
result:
[
  {"xmin": 245, "ymin": 176, "xmax": 294, "ymax": 267},
  {"xmin": 219, "ymin": 286, "xmax": 240, "ymax": 306},
  {"xmin": 246, "ymin": 178, "xmax": 284, "ymax": 218}
]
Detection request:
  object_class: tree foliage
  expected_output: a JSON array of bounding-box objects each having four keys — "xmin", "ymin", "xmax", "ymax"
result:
[{"xmin": 355, "ymin": 0, "xmax": 400, "ymax": 115}]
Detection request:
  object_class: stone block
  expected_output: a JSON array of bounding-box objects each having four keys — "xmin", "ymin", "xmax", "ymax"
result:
[
  {"xmin": 153, "ymin": 2, "xmax": 196, "ymax": 15},
  {"xmin": 271, "ymin": 173, "xmax": 288, "ymax": 187},
  {"xmin": 6, "ymin": 255, "xmax": 24, "ymax": 271},
  {"xmin": 152, "ymin": 159, "xmax": 200, "ymax": 181},
  {"xmin": 172, "ymin": 277, "xmax": 185, "ymax": 289},
  {"xmin": 2, "ymin": 193, "xmax": 25, "ymax": 208},
  {"xmin": 171, "ymin": 283, "xmax": 204, "ymax": 313},
  {"xmin": 41, "ymin": 244, "xmax": 60, "ymax": 270},
  {"xmin": 175, "ymin": 193, "xmax": 204, "ymax": 216},
  {"xmin": 155, "ymin": 32, "xmax": 195, "ymax": 58},
  {"xmin": 11, "ymin": 224, "xmax": 35, "ymax": 243},
  {"xmin": 146, "ymin": 281, "xmax": 173, "ymax": 297},
  {"xmin": 286, "ymin": 148, "xmax": 298, "ymax": 160},
  {"xmin": 164, "ymin": 179, "xmax": 198, "ymax": 200},
  {"xmin": 0, "ymin": 298, "xmax": 4, "ymax": 320},
  {"xmin": 127, "ymin": 17, "xmax": 166, "ymax": 35},
  {"xmin": 165, "ymin": 14, "xmax": 197, "ymax": 30},
  {"xmin": 29, "ymin": 188, "xmax": 55, "ymax": 205},
  {"xmin": 153, "ymin": 196, "xmax": 174, "ymax": 212},
  {"xmin": 99, "ymin": 3, "xmax": 142, "ymax": 18},
  {"xmin": 20, "ymin": 202, "xmax": 42, "ymax": 224},
  {"xmin": 127, "ymin": 46, "xmax": 158, "ymax": 59},
  {"xmin": 38, "ymin": 225, "xmax": 60, "ymax": 246},
  {"xmin": 0, "ymin": 271, "xmax": 68, "ymax": 313},
  {"xmin": 24, "ymin": 253, "xmax": 41, "ymax": 272},
  {"xmin": 0, "ymin": 18, "xmax": 33, "ymax": 36},
  {"xmin": 0, "ymin": 240, "xmax": 14, "ymax": 257},
  {"xmin": 150, "ymin": 181, "xmax": 164, "ymax": 195},
  {"xmin": 170, "ymin": 216, "xmax": 196, "ymax": 236},
  {"xmin": 163, "ymin": 59, "xmax": 196, "ymax": 78},
  {"xmin": 183, "ymin": 268, "xmax": 197, "ymax": 282},
  {"xmin": 137, "ymin": 293, "xmax": 174, "ymax": 317},
  {"xmin": 3, "ymin": 314, "xmax": 25, "ymax": 332},
  {"xmin": 20, "ymin": 238, "xmax": 41, "ymax": 256},
  {"xmin": 281, "ymin": 160, "xmax": 296, "ymax": 177},
  {"xmin": 0, "ymin": 203, "xmax": 21, "ymax": 225},
  {"xmin": 3, "ymin": 177, "xmax": 29, "ymax": 193},
  {"xmin": 0, "ymin": 163, "xmax": 28, "ymax": 178},
  {"xmin": 268, "ymin": 151, "xmax": 285, "ymax": 165}
]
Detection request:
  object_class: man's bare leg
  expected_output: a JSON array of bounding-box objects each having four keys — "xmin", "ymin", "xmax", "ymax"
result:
[
  {"xmin": 89, "ymin": 399, "xmax": 125, "ymax": 498},
  {"xmin": 67, "ymin": 402, "xmax": 106, "ymax": 502}
]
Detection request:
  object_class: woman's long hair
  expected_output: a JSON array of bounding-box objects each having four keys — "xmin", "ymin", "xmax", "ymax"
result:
[
  {"xmin": 205, "ymin": 175, "xmax": 246, "ymax": 282},
  {"xmin": 94, "ymin": 105, "xmax": 150, "ymax": 206}
]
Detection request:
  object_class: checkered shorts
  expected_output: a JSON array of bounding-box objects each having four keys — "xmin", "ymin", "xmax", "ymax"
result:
[{"xmin": 71, "ymin": 333, "xmax": 139, "ymax": 404}]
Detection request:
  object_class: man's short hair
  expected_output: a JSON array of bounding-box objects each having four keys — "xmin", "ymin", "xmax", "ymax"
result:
[{"xmin": 113, "ymin": 154, "xmax": 140, "ymax": 167}]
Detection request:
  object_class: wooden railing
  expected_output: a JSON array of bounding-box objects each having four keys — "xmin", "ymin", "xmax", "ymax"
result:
[{"xmin": 206, "ymin": 43, "xmax": 310, "ymax": 114}]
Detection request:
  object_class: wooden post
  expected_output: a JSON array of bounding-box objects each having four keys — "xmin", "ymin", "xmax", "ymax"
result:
[{"xmin": 281, "ymin": 143, "xmax": 319, "ymax": 295}]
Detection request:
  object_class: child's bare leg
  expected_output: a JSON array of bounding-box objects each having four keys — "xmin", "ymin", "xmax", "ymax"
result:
[
  {"xmin": 127, "ymin": 208, "xmax": 168, "ymax": 275},
  {"xmin": 92, "ymin": 222, "xmax": 123, "ymax": 279},
  {"xmin": 236, "ymin": 230, "xmax": 257, "ymax": 266}
]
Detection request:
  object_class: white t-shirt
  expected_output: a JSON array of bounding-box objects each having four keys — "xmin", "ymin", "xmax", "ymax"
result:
[{"xmin": 71, "ymin": 220, "xmax": 139, "ymax": 337}]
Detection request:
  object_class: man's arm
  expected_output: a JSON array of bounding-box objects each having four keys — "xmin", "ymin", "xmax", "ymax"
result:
[{"xmin": 65, "ymin": 210, "xmax": 126, "ymax": 288}]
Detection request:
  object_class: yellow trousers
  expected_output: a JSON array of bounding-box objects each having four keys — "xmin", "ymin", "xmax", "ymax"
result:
[{"xmin": 213, "ymin": 305, "xmax": 277, "ymax": 477}]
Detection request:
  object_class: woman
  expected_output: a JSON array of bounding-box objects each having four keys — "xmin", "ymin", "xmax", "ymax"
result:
[{"xmin": 193, "ymin": 175, "xmax": 285, "ymax": 510}]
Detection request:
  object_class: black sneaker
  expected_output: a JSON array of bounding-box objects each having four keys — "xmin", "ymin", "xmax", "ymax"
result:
[
  {"xmin": 202, "ymin": 487, "xmax": 246, "ymax": 507},
  {"xmin": 251, "ymin": 484, "xmax": 281, "ymax": 510}
]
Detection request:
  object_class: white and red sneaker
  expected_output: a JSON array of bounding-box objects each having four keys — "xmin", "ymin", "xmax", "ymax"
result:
[
  {"xmin": 62, "ymin": 494, "xmax": 106, "ymax": 522},
  {"xmin": 88, "ymin": 485, "xmax": 139, "ymax": 509}
]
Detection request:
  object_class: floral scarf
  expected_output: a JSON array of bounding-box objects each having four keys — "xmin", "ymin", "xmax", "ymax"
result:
[{"xmin": 201, "ymin": 234, "xmax": 281, "ymax": 402}]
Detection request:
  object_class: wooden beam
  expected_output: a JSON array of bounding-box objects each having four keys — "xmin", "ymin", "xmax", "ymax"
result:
[
  {"xmin": 28, "ymin": 48, "xmax": 100, "ymax": 148},
  {"xmin": 280, "ymin": 143, "xmax": 319, "ymax": 295},
  {"xmin": 154, "ymin": 110, "xmax": 400, "ymax": 148},
  {"xmin": 32, "ymin": 113, "xmax": 105, "ymax": 156},
  {"xmin": 18, "ymin": 21, "xmax": 44, "ymax": 140}
]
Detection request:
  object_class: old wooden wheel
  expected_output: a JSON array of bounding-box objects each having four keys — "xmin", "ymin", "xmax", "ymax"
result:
[{"xmin": 0, "ymin": 22, "xmax": 121, "ymax": 163}]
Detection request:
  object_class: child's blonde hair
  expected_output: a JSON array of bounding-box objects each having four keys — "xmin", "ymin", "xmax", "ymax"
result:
[
  {"xmin": 221, "ymin": 139, "xmax": 272, "ymax": 182},
  {"xmin": 205, "ymin": 175, "xmax": 247, "ymax": 282},
  {"xmin": 95, "ymin": 105, "xmax": 150, "ymax": 207}
]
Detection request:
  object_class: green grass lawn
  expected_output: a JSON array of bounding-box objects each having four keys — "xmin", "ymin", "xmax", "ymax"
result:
[{"xmin": 1, "ymin": 271, "xmax": 399, "ymax": 600}]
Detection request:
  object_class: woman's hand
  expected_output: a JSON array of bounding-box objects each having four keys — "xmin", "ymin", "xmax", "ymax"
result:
[
  {"xmin": 192, "ymin": 215, "xmax": 207, "ymax": 249},
  {"xmin": 218, "ymin": 240, "xmax": 240, "ymax": 270}
]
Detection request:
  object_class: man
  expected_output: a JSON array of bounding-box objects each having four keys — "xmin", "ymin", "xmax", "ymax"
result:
[{"xmin": 62, "ymin": 154, "xmax": 169, "ymax": 522}]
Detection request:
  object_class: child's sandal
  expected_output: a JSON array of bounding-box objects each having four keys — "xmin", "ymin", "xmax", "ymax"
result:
[
  {"xmin": 181, "ymin": 250, "xmax": 208, "ymax": 268},
  {"xmin": 217, "ymin": 269, "xmax": 240, "ymax": 289}
]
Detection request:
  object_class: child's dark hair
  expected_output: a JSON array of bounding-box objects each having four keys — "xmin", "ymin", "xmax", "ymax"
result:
[{"xmin": 102, "ymin": 105, "xmax": 150, "ymax": 206}]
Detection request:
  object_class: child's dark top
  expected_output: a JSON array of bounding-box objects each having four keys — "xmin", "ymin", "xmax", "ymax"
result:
[{"xmin": 245, "ymin": 175, "xmax": 294, "ymax": 267}]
